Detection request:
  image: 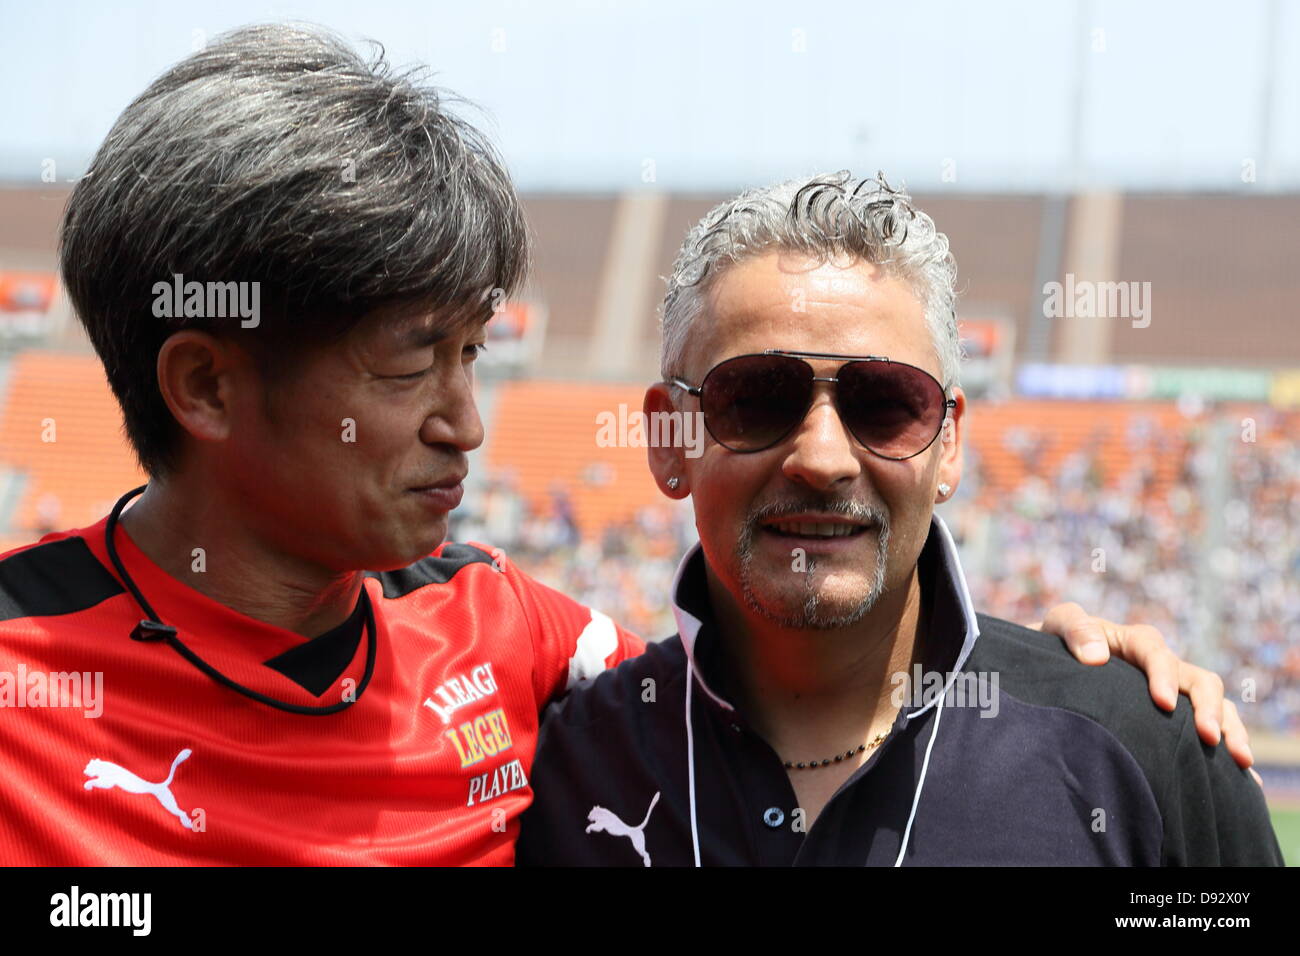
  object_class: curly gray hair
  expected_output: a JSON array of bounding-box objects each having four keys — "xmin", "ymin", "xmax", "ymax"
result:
[{"xmin": 660, "ymin": 170, "xmax": 961, "ymax": 389}]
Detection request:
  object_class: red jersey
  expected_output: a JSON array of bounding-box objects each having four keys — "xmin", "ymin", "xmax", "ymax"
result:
[{"xmin": 0, "ymin": 512, "xmax": 642, "ymax": 865}]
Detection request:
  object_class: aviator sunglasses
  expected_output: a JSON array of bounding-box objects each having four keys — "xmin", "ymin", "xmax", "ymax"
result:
[{"xmin": 670, "ymin": 349, "xmax": 956, "ymax": 460}]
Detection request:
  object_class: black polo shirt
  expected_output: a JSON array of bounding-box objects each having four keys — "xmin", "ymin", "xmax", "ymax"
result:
[{"xmin": 517, "ymin": 515, "xmax": 1283, "ymax": 866}]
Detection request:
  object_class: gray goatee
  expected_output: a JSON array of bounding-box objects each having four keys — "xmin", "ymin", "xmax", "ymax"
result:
[{"xmin": 735, "ymin": 499, "xmax": 892, "ymax": 630}]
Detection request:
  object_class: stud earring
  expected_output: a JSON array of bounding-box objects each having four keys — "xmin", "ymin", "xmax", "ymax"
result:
[
  {"xmin": 937, "ymin": 482, "xmax": 951, "ymax": 497},
  {"xmin": 667, "ymin": 477, "xmax": 680, "ymax": 490}
]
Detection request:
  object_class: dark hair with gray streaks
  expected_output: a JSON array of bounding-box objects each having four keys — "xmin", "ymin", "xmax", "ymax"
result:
[
  {"xmin": 660, "ymin": 170, "xmax": 960, "ymax": 389},
  {"xmin": 59, "ymin": 22, "xmax": 530, "ymax": 477}
]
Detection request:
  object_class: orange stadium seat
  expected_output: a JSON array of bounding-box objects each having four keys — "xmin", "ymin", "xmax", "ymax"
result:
[
  {"xmin": 962, "ymin": 399, "xmax": 1194, "ymax": 495},
  {"xmin": 483, "ymin": 381, "xmax": 668, "ymax": 537},
  {"xmin": 0, "ymin": 350, "xmax": 144, "ymax": 546}
]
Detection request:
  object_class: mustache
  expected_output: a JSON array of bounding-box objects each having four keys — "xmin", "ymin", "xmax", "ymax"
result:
[
  {"xmin": 410, "ymin": 458, "xmax": 471, "ymax": 487},
  {"xmin": 745, "ymin": 498, "xmax": 891, "ymax": 529}
]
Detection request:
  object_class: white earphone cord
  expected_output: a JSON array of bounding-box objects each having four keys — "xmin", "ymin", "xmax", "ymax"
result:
[
  {"xmin": 893, "ymin": 684, "xmax": 945, "ymax": 867},
  {"xmin": 685, "ymin": 659, "xmax": 701, "ymax": 867}
]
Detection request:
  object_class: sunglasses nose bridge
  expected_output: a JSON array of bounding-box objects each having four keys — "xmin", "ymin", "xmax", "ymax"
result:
[
  {"xmin": 808, "ymin": 375, "xmax": 852, "ymax": 426},
  {"xmin": 775, "ymin": 374, "xmax": 849, "ymax": 447},
  {"xmin": 791, "ymin": 382, "xmax": 858, "ymax": 445},
  {"xmin": 778, "ymin": 389, "xmax": 864, "ymax": 489}
]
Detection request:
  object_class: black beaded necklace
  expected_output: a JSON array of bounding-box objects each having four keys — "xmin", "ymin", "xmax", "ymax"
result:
[{"xmin": 782, "ymin": 730, "xmax": 890, "ymax": 770}]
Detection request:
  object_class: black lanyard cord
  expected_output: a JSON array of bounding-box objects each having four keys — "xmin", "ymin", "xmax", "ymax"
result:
[{"xmin": 104, "ymin": 484, "xmax": 376, "ymax": 715}]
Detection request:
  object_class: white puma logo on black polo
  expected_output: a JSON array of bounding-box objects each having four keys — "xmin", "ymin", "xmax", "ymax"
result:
[{"xmin": 585, "ymin": 792, "xmax": 661, "ymax": 866}]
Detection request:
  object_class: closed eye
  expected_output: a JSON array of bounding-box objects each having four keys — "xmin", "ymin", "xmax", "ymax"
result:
[
  {"xmin": 388, "ymin": 367, "xmax": 432, "ymax": 381},
  {"xmin": 384, "ymin": 343, "xmax": 485, "ymax": 381}
]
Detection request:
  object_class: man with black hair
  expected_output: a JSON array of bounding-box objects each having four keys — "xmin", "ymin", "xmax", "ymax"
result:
[{"xmin": 0, "ymin": 23, "xmax": 648, "ymax": 865}]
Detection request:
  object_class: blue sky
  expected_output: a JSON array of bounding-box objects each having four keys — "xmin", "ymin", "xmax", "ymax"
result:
[{"xmin": 1, "ymin": 0, "xmax": 1296, "ymax": 192}]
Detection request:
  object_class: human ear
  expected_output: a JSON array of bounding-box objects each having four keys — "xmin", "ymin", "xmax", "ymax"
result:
[{"xmin": 644, "ymin": 383, "xmax": 691, "ymax": 498}]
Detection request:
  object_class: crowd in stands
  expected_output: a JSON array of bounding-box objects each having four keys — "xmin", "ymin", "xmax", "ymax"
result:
[
  {"xmin": 450, "ymin": 408, "xmax": 1300, "ymax": 734},
  {"xmin": 450, "ymin": 471, "xmax": 697, "ymax": 643},
  {"xmin": 948, "ymin": 408, "xmax": 1300, "ymax": 733}
]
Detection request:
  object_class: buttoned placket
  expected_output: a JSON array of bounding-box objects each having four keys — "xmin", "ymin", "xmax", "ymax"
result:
[{"xmin": 688, "ymin": 635, "xmax": 916, "ymax": 866}]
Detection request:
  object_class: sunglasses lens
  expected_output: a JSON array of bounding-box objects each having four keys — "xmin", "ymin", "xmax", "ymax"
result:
[
  {"xmin": 701, "ymin": 355, "xmax": 812, "ymax": 451},
  {"xmin": 838, "ymin": 361, "xmax": 945, "ymax": 458}
]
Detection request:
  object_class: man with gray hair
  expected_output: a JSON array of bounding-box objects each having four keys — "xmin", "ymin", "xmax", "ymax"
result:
[{"xmin": 517, "ymin": 171, "xmax": 1283, "ymax": 866}]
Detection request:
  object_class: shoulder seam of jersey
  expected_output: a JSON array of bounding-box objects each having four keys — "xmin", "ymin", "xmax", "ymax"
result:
[
  {"xmin": 0, "ymin": 535, "xmax": 126, "ymax": 622},
  {"xmin": 365, "ymin": 543, "xmax": 496, "ymax": 599}
]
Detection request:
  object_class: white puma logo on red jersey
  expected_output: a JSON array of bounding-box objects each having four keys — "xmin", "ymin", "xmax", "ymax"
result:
[{"xmin": 83, "ymin": 748, "xmax": 194, "ymax": 830}]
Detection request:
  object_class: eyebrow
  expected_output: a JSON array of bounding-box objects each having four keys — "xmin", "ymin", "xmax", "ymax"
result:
[
  {"xmin": 398, "ymin": 324, "xmax": 447, "ymax": 349},
  {"xmin": 396, "ymin": 311, "xmax": 491, "ymax": 349}
]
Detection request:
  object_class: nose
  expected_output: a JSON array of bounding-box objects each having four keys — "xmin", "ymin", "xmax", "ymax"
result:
[
  {"xmin": 780, "ymin": 384, "xmax": 862, "ymax": 491},
  {"xmin": 421, "ymin": 361, "xmax": 485, "ymax": 453}
]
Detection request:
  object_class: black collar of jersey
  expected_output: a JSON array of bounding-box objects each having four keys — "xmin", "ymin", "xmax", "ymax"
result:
[{"xmin": 105, "ymin": 484, "xmax": 377, "ymax": 715}]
